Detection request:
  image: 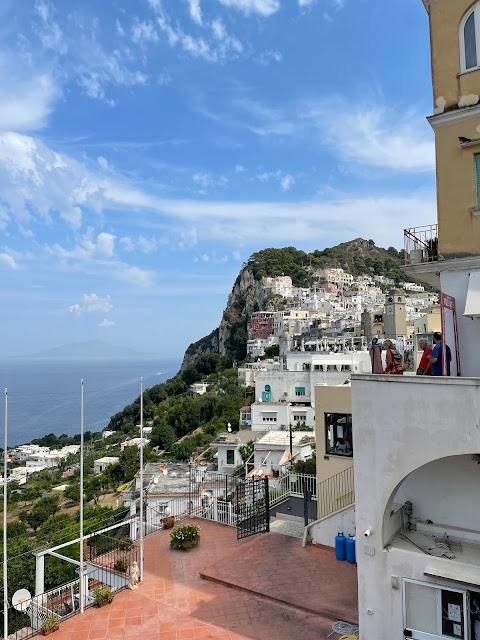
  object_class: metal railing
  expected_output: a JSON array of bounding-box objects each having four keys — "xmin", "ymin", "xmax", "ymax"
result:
[
  {"xmin": 316, "ymin": 466, "xmax": 355, "ymax": 520},
  {"xmin": 269, "ymin": 472, "xmax": 317, "ymax": 506},
  {"xmin": 404, "ymin": 224, "xmax": 439, "ymax": 265}
]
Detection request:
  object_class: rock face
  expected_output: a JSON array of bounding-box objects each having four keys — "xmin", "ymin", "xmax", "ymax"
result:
[{"xmin": 180, "ymin": 267, "xmax": 276, "ymax": 371}]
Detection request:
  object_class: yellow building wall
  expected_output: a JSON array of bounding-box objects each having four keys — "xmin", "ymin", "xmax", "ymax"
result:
[
  {"xmin": 428, "ymin": 0, "xmax": 480, "ymax": 112},
  {"xmin": 434, "ymin": 118, "xmax": 480, "ymax": 256},
  {"xmin": 414, "ymin": 306, "xmax": 441, "ymax": 334},
  {"xmin": 314, "ymin": 385, "xmax": 353, "ymax": 484}
]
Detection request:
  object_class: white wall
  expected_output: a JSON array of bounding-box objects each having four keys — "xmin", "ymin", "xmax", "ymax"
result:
[
  {"xmin": 441, "ymin": 268, "xmax": 480, "ymax": 377},
  {"xmin": 308, "ymin": 505, "xmax": 356, "ymax": 547},
  {"xmin": 217, "ymin": 443, "xmax": 243, "ymax": 473},
  {"xmin": 351, "ymin": 374, "xmax": 480, "ymax": 640},
  {"xmin": 394, "ymin": 455, "xmax": 480, "ymax": 533}
]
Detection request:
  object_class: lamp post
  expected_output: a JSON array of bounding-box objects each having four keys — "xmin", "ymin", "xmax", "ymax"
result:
[
  {"xmin": 79, "ymin": 380, "xmax": 85, "ymax": 614},
  {"xmin": 3, "ymin": 389, "xmax": 8, "ymax": 640},
  {"xmin": 139, "ymin": 378, "xmax": 144, "ymax": 582},
  {"xmin": 289, "ymin": 422, "xmax": 293, "ymax": 461}
]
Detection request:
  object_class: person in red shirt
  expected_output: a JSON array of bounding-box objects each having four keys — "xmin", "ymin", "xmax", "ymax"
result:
[{"xmin": 417, "ymin": 338, "xmax": 432, "ymax": 375}]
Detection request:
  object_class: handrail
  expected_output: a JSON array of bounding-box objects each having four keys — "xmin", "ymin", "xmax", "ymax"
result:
[{"xmin": 316, "ymin": 466, "xmax": 355, "ymax": 520}]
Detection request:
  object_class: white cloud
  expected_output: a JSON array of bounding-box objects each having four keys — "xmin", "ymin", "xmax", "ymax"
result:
[
  {"xmin": 280, "ymin": 174, "xmax": 295, "ymax": 191},
  {"xmin": 34, "ymin": 0, "xmax": 68, "ymax": 54},
  {"xmin": 234, "ymin": 164, "xmax": 245, "ymax": 173},
  {"xmin": 256, "ymin": 49, "xmax": 282, "ymax": 65},
  {"xmin": 68, "ymin": 293, "xmax": 113, "ymax": 314},
  {"xmin": 131, "ymin": 19, "xmax": 159, "ymax": 44},
  {"xmin": 188, "ymin": 0, "xmax": 203, "ymax": 25},
  {"xmin": 137, "ymin": 236, "xmax": 157, "ymax": 253},
  {"xmin": 98, "ymin": 318, "xmax": 115, "ymax": 328},
  {"xmin": 0, "ymin": 253, "xmax": 17, "ymax": 270},
  {"xmin": 298, "ymin": 0, "xmax": 315, "ymax": 5},
  {"xmin": 120, "ymin": 236, "xmax": 134, "ymax": 252},
  {"xmin": 216, "ymin": 0, "xmax": 280, "ymax": 17},
  {"xmin": 303, "ymin": 98, "xmax": 435, "ymax": 172},
  {"xmin": 192, "ymin": 172, "xmax": 228, "ymax": 189}
]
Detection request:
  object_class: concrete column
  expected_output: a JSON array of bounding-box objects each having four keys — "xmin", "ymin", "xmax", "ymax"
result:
[
  {"xmin": 35, "ymin": 554, "xmax": 45, "ymax": 596},
  {"xmin": 129, "ymin": 500, "xmax": 137, "ymax": 541}
]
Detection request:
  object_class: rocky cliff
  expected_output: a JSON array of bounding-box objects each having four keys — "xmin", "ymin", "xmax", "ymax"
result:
[{"xmin": 180, "ymin": 239, "xmax": 413, "ymax": 371}]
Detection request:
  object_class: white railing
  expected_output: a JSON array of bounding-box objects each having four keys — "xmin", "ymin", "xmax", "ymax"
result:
[{"xmin": 269, "ymin": 472, "xmax": 317, "ymax": 506}]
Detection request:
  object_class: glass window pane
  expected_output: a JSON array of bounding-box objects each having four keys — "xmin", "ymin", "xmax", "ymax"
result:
[
  {"xmin": 465, "ymin": 12, "xmax": 477, "ymax": 69},
  {"xmin": 405, "ymin": 582, "xmax": 437, "ymax": 634}
]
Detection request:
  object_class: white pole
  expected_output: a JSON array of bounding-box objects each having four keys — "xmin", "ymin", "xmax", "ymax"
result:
[
  {"xmin": 139, "ymin": 377, "xmax": 144, "ymax": 582},
  {"xmin": 79, "ymin": 380, "xmax": 84, "ymax": 614},
  {"xmin": 3, "ymin": 389, "xmax": 8, "ymax": 640}
]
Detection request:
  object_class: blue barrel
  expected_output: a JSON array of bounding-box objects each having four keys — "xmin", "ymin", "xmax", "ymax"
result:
[
  {"xmin": 335, "ymin": 531, "xmax": 346, "ymax": 561},
  {"xmin": 346, "ymin": 535, "xmax": 356, "ymax": 564}
]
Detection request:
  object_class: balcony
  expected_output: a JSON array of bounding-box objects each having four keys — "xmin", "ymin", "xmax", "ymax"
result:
[{"xmin": 404, "ymin": 224, "xmax": 439, "ymax": 265}]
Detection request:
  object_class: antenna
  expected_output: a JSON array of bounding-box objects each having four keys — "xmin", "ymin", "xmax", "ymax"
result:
[{"xmin": 12, "ymin": 589, "xmax": 31, "ymax": 612}]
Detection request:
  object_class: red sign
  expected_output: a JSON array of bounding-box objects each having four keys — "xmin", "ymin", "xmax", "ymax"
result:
[{"xmin": 440, "ymin": 292, "xmax": 455, "ymax": 311}]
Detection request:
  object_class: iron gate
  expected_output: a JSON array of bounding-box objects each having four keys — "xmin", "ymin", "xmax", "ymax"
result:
[{"xmin": 236, "ymin": 476, "xmax": 270, "ymax": 540}]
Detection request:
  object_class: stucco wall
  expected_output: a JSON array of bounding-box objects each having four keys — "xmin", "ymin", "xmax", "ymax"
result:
[
  {"xmin": 441, "ymin": 268, "xmax": 480, "ymax": 377},
  {"xmin": 351, "ymin": 374, "xmax": 480, "ymax": 640},
  {"xmin": 315, "ymin": 385, "xmax": 353, "ymax": 484},
  {"xmin": 429, "ymin": 0, "xmax": 480, "ymax": 111},
  {"xmin": 434, "ymin": 117, "xmax": 480, "ymax": 257},
  {"xmin": 309, "ymin": 504, "xmax": 356, "ymax": 547}
]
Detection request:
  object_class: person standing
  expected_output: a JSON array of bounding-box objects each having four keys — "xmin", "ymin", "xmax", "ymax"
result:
[
  {"xmin": 429, "ymin": 331, "xmax": 452, "ymax": 376},
  {"xmin": 417, "ymin": 339, "xmax": 432, "ymax": 375},
  {"xmin": 383, "ymin": 339, "xmax": 404, "ymax": 375},
  {"xmin": 370, "ymin": 337, "xmax": 383, "ymax": 374}
]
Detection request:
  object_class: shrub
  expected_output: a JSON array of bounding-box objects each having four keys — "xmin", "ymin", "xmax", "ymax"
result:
[
  {"xmin": 41, "ymin": 617, "xmax": 60, "ymax": 631},
  {"xmin": 113, "ymin": 557, "xmax": 130, "ymax": 572},
  {"xmin": 162, "ymin": 516, "xmax": 175, "ymax": 529},
  {"xmin": 170, "ymin": 524, "xmax": 200, "ymax": 550},
  {"xmin": 118, "ymin": 536, "xmax": 133, "ymax": 551},
  {"xmin": 94, "ymin": 587, "xmax": 114, "ymax": 606}
]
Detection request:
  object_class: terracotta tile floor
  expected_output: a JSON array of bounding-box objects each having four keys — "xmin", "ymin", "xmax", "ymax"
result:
[{"xmin": 55, "ymin": 520, "xmax": 356, "ymax": 640}]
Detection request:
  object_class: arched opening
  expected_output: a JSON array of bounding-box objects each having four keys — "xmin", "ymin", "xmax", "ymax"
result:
[
  {"xmin": 262, "ymin": 385, "xmax": 272, "ymax": 402},
  {"xmin": 383, "ymin": 454, "xmax": 480, "ymax": 552}
]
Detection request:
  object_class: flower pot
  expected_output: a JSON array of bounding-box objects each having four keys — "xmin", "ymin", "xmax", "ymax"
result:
[
  {"xmin": 98, "ymin": 600, "xmax": 111, "ymax": 608},
  {"xmin": 42, "ymin": 627, "xmax": 59, "ymax": 635}
]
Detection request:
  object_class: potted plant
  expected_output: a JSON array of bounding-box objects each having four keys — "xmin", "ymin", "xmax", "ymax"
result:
[
  {"xmin": 41, "ymin": 617, "xmax": 60, "ymax": 636},
  {"xmin": 118, "ymin": 536, "xmax": 133, "ymax": 551},
  {"xmin": 94, "ymin": 587, "xmax": 114, "ymax": 607},
  {"xmin": 170, "ymin": 524, "xmax": 201, "ymax": 551},
  {"xmin": 114, "ymin": 556, "xmax": 130, "ymax": 573},
  {"xmin": 162, "ymin": 516, "xmax": 175, "ymax": 529}
]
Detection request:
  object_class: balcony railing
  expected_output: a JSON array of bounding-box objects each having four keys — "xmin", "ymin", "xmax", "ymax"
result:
[{"xmin": 404, "ymin": 224, "xmax": 439, "ymax": 265}]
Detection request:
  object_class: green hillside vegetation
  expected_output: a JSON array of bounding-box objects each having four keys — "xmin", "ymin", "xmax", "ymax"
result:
[{"xmin": 247, "ymin": 239, "xmax": 406, "ymax": 287}]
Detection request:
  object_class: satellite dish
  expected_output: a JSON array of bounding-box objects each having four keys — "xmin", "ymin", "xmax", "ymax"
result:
[
  {"xmin": 152, "ymin": 476, "xmax": 159, "ymax": 484},
  {"xmin": 12, "ymin": 589, "xmax": 31, "ymax": 612},
  {"xmin": 162, "ymin": 469, "xmax": 168, "ymax": 476}
]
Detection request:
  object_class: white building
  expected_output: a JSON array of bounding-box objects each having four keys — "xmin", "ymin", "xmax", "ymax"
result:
[
  {"xmin": 246, "ymin": 335, "xmax": 279, "ymax": 358},
  {"xmin": 120, "ymin": 437, "xmax": 150, "ymax": 452},
  {"xmin": 102, "ymin": 430, "xmax": 116, "ymax": 440},
  {"xmin": 237, "ymin": 360, "xmax": 281, "ymax": 387},
  {"xmin": 250, "ymin": 430, "xmax": 315, "ymax": 477},
  {"xmin": 189, "ymin": 382, "xmax": 209, "ymax": 396},
  {"xmin": 94, "ymin": 456, "xmax": 119, "ymax": 475},
  {"xmin": 212, "ymin": 430, "xmax": 256, "ymax": 475}
]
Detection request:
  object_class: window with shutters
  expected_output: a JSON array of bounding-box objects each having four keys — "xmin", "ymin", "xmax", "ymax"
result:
[
  {"xmin": 460, "ymin": 4, "xmax": 480, "ymax": 72},
  {"xmin": 476, "ymin": 154, "xmax": 480, "ymax": 210}
]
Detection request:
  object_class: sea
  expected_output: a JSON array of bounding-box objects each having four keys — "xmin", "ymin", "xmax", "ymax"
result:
[{"xmin": 0, "ymin": 358, "xmax": 180, "ymax": 447}]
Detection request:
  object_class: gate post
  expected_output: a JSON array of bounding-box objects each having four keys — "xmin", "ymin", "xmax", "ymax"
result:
[
  {"xmin": 303, "ymin": 490, "xmax": 312, "ymax": 527},
  {"xmin": 264, "ymin": 477, "xmax": 270, "ymax": 533}
]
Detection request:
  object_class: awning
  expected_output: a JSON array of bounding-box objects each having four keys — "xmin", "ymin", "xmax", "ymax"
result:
[
  {"xmin": 260, "ymin": 409, "xmax": 278, "ymax": 413},
  {"xmin": 464, "ymin": 270, "xmax": 480, "ymax": 317},
  {"xmin": 278, "ymin": 450, "xmax": 299, "ymax": 466},
  {"xmin": 424, "ymin": 564, "xmax": 480, "ymax": 587}
]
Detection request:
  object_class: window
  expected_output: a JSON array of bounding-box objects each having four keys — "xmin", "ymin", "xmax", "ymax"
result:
[
  {"xmin": 262, "ymin": 416, "xmax": 277, "ymax": 422},
  {"xmin": 403, "ymin": 579, "xmax": 468, "ymax": 639},
  {"xmin": 226, "ymin": 449, "xmax": 235, "ymax": 465},
  {"xmin": 262, "ymin": 385, "xmax": 272, "ymax": 402},
  {"xmin": 460, "ymin": 4, "xmax": 480, "ymax": 72},
  {"xmin": 325, "ymin": 413, "xmax": 353, "ymax": 457},
  {"xmin": 295, "ymin": 387, "xmax": 306, "ymax": 396}
]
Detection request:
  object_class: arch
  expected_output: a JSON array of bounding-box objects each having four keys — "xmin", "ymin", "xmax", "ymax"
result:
[
  {"xmin": 382, "ymin": 454, "xmax": 480, "ymax": 546},
  {"xmin": 460, "ymin": 2, "xmax": 480, "ymax": 72},
  {"xmin": 397, "ymin": 296, "xmax": 402, "ymax": 303},
  {"xmin": 264, "ymin": 385, "xmax": 271, "ymax": 392}
]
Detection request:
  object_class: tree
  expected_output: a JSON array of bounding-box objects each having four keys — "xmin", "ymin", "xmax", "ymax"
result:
[
  {"xmin": 151, "ymin": 421, "xmax": 176, "ymax": 451},
  {"xmin": 264, "ymin": 344, "xmax": 279, "ymax": 358},
  {"xmin": 19, "ymin": 496, "xmax": 59, "ymax": 532}
]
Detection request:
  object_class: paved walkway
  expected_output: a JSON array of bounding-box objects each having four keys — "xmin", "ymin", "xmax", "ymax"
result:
[
  {"xmin": 269, "ymin": 518, "xmax": 305, "ymax": 538},
  {"xmin": 200, "ymin": 530, "xmax": 358, "ymax": 624},
  {"xmin": 52, "ymin": 519, "xmax": 357, "ymax": 639}
]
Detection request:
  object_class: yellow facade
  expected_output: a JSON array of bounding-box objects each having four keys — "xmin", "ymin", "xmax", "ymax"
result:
[
  {"xmin": 314, "ymin": 385, "xmax": 352, "ymax": 484},
  {"xmin": 425, "ymin": 0, "xmax": 480, "ymax": 257},
  {"xmin": 413, "ymin": 305, "xmax": 441, "ymax": 334}
]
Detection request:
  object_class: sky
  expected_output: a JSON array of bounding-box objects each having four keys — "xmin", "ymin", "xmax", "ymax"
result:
[{"xmin": 0, "ymin": 0, "xmax": 436, "ymax": 358}]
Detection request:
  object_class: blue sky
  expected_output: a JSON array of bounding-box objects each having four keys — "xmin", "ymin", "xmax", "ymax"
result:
[{"xmin": 0, "ymin": 0, "xmax": 436, "ymax": 358}]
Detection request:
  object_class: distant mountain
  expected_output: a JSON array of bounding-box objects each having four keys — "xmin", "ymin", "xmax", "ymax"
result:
[{"xmin": 32, "ymin": 340, "xmax": 147, "ymax": 361}]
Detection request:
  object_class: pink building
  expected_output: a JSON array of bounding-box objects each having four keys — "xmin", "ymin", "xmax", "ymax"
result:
[{"xmin": 247, "ymin": 312, "xmax": 275, "ymax": 339}]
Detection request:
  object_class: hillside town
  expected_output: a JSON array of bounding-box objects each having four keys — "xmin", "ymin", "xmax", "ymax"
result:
[{"xmin": 3, "ymin": 2, "xmax": 480, "ymax": 640}]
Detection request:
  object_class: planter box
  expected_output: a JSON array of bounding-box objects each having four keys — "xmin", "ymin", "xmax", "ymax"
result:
[{"xmin": 42, "ymin": 627, "xmax": 59, "ymax": 636}]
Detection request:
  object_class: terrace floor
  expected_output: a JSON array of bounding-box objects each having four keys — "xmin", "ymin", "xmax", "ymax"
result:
[{"xmin": 53, "ymin": 519, "xmax": 358, "ymax": 640}]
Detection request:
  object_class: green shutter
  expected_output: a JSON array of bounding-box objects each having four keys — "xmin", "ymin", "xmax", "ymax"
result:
[{"xmin": 476, "ymin": 154, "xmax": 480, "ymax": 209}]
